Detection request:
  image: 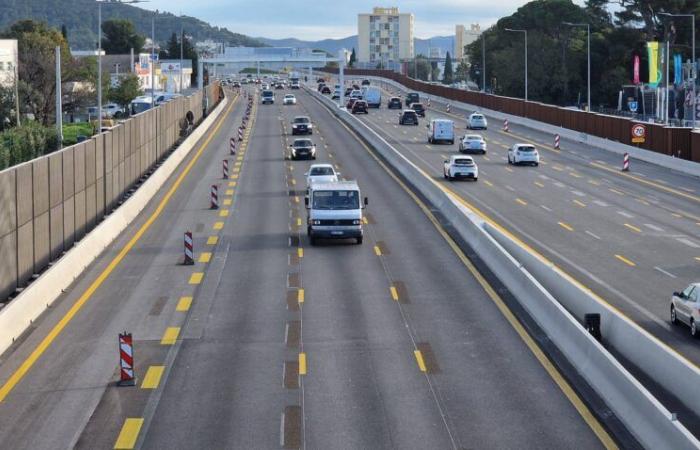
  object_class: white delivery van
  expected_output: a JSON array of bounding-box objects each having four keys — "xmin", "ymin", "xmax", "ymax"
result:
[
  {"xmin": 427, "ymin": 119, "xmax": 455, "ymax": 144},
  {"xmin": 306, "ymin": 181, "xmax": 368, "ymax": 245},
  {"xmin": 364, "ymin": 86, "xmax": 382, "ymax": 108}
]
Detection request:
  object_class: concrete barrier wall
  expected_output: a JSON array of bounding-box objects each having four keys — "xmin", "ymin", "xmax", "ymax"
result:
[
  {"xmin": 0, "ymin": 84, "xmax": 220, "ymax": 304},
  {"xmin": 307, "ymin": 88, "xmax": 700, "ymax": 448}
]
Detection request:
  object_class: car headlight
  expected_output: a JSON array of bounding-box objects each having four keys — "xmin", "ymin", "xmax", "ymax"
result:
[
  {"xmin": 292, "ymin": 124, "xmax": 298, "ymax": 128},
  {"xmin": 311, "ymin": 219, "xmax": 321, "ymax": 225},
  {"xmin": 352, "ymin": 219, "xmax": 361, "ymax": 225}
]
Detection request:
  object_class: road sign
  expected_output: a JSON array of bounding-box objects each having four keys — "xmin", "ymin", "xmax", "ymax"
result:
[
  {"xmin": 631, "ymin": 123, "xmax": 646, "ymax": 144},
  {"xmin": 628, "ymin": 101, "xmax": 638, "ymax": 113}
]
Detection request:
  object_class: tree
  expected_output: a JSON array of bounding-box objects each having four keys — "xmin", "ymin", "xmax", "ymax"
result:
[
  {"xmin": 159, "ymin": 30, "xmax": 199, "ymax": 84},
  {"xmin": 454, "ymin": 60, "xmax": 470, "ymax": 83},
  {"xmin": 349, "ymin": 48, "xmax": 357, "ymax": 67},
  {"xmin": 101, "ymin": 19, "xmax": 145, "ymax": 54},
  {"xmin": 61, "ymin": 24, "xmax": 68, "ymax": 40},
  {"xmin": 443, "ymin": 51, "xmax": 454, "ymax": 84},
  {"xmin": 407, "ymin": 56, "xmax": 432, "ymax": 81},
  {"xmin": 109, "ymin": 74, "xmax": 142, "ymax": 114}
]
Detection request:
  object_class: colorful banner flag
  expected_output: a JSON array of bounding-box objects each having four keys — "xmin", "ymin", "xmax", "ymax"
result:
[
  {"xmin": 674, "ymin": 54, "xmax": 682, "ymax": 85},
  {"xmin": 647, "ymin": 42, "xmax": 661, "ymax": 87},
  {"xmin": 633, "ymin": 55, "xmax": 640, "ymax": 84}
]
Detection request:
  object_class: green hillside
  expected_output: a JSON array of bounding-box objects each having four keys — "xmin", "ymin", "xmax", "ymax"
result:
[{"xmin": 0, "ymin": 0, "xmax": 264, "ymax": 50}]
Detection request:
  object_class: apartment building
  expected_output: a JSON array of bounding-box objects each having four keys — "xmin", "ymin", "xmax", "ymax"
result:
[
  {"xmin": 455, "ymin": 24, "xmax": 481, "ymax": 60},
  {"xmin": 0, "ymin": 40, "xmax": 18, "ymax": 87},
  {"xmin": 357, "ymin": 7, "xmax": 414, "ymax": 64}
]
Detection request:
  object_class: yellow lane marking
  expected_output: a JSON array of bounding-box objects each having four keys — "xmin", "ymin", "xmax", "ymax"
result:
[
  {"xmin": 374, "ymin": 245, "xmax": 382, "ymax": 256},
  {"xmin": 695, "ymin": 257, "xmax": 700, "ymax": 262},
  {"xmin": 114, "ymin": 418, "xmax": 144, "ymax": 450},
  {"xmin": 299, "ymin": 352, "xmax": 307, "ymax": 375},
  {"xmin": 232, "ymin": 167, "xmax": 240, "ymax": 173},
  {"xmin": 552, "ymin": 166, "xmax": 565, "ymax": 171},
  {"xmin": 298, "ymin": 289, "xmax": 305, "ymax": 304},
  {"xmin": 505, "ymin": 167, "xmax": 514, "ymax": 173},
  {"xmin": 236, "ymin": 156, "xmax": 243, "ymax": 161},
  {"xmin": 624, "ymin": 223, "xmax": 641, "ymax": 233},
  {"xmin": 569, "ymin": 172, "xmax": 582, "ymax": 178},
  {"xmin": 291, "ymin": 179, "xmax": 296, "ymax": 186},
  {"xmin": 189, "ymin": 272, "xmax": 204, "ymax": 284},
  {"xmin": 608, "ymin": 188, "xmax": 625, "ymax": 196},
  {"xmin": 223, "ymin": 198, "xmax": 232, "ymax": 206},
  {"xmin": 635, "ymin": 198, "xmax": 650, "ymax": 206},
  {"xmin": 362, "ymin": 217, "xmax": 368, "ymax": 224},
  {"xmin": 558, "ymin": 222, "xmax": 574, "ymax": 232},
  {"xmin": 176, "ymin": 296, "xmax": 193, "ymax": 312},
  {"xmin": 141, "ymin": 365, "xmax": 165, "ymax": 389},
  {"xmin": 206, "ymin": 236, "xmax": 218, "ymax": 245},
  {"xmin": 390, "ymin": 286, "xmax": 399, "ymax": 301},
  {"xmin": 588, "ymin": 179, "xmax": 600, "ymax": 186},
  {"xmin": 225, "ymin": 189, "xmax": 234, "ymax": 195},
  {"xmin": 672, "ymin": 213, "xmax": 682, "ymax": 218},
  {"xmin": 591, "ymin": 161, "xmax": 700, "ymax": 204},
  {"xmin": 515, "ymin": 198, "xmax": 528, "ymax": 206},
  {"xmin": 219, "ymin": 209, "xmax": 229, "ymax": 217},
  {"xmin": 230, "ymin": 174, "xmax": 239, "ymax": 179},
  {"xmin": 483, "ymin": 156, "xmax": 491, "ymax": 161},
  {"xmin": 297, "ymin": 248, "xmax": 304, "ymax": 258},
  {"xmin": 0, "ymin": 94, "xmax": 238, "ymax": 403},
  {"xmin": 160, "ymin": 327, "xmax": 180, "ymax": 345},
  {"xmin": 228, "ymin": 181, "xmax": 236, "ymax": 187},
  {"xmin": 414, "ymin": 350, "xmax": 427, "ymax": 372},
  {"xmin": 615, "ymin": 254, "xmax": 636, "ymax": 267},
  {"xmin": 534, "ymin": 181, "xmax": 545, "ymax": 188},
  {"xmin": 294, "ymin": 196, "xmax": 300, "ymax": 204},
  {"xmin": 213, "ymin": 221, "xmax": 224, "ymax": 230},
  {"xmin": 296, "ymin": 218, "xmax": 302, "ymax": 227},
  {"xmin": 483, "ymin": 180, "xmax": 493, "ymax": 187},
  {"xmin": 234, "ymin": 161, "xmax": 242, "ymax": 167},
  {"xmin": 198, "ymin": 252, "xmax": 212, "ymax": 263},
  {"xmin": 573, "ymin": 200, "xmax": 586, "ymax": 208}
]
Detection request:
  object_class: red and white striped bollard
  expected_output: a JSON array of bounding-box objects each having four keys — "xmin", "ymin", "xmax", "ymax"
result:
[
  {"xmin": 184, "ymin": 231, "xmax": 194, "ymax": 265},
  {"xmin": 622, "ymin": 153, "xmax": 630, "ymax": 172},
  {"xmin": 238, "ymin": 127, "xmax": 244, "ymax": 141},
  {"xmin": 554, "ymin": 134, "xmax": 560, "ymax": 149},
  {"xmin": 222, "ymin": 159, "xmax": 229, "ymax": 179},
  {"xmin": 118, "ymin": 332, "xmax": 135, "ymax": 386},
  {"xmin": 210, "ymin": 184, "xmax": 219, "ymax": 209},
  {"xmin": 503, "ymin": 119, "xmax": 509, "ymax": 132},
  {"xmin": 230, "ymin": 138, "xmax": 236, "ymax": 155}
]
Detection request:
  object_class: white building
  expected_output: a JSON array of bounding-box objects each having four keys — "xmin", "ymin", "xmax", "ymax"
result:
[
  {"xmin": 357, "ymin": 7, "xmax": 414, "ymax": 64},
  {"xmin": 455, "ymin": 24, "xmax": 481, "ymax": 60},
  {"xmin": 0, "ymin": 39, "xmax": 18, "ymax": 87}
]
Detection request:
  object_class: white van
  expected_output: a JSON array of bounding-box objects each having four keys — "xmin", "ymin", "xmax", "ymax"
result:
[
  {"xmin": 427, "ymin": 119, "xmax": 455, "ymax": 144},
  {"xmin": 306, "ymin": 180, "xmax": 368, "ymax": 245},
  {"xmin": 363, "ymin": 86, "xmax": 381, "ymax": 108}
]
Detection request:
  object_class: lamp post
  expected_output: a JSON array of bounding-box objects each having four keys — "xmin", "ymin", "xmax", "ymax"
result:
[
  {"xmin": 481, "ymin": 33, "xmax": 486, "ymax": 92},
  {"xmin": 563, "ymin": 22, "xmax": 591, "ymax": 111},
  {"xmin": 660, "ymin": 12, "xmax": 696, "ymax": 128},
  {"xmin": 504, "ymin": 28, "xmax": 528, "ymax": 101}
]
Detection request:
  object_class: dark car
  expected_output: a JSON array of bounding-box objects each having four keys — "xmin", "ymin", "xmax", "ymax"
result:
[
  {"xmin": 405, "ymin": 92, "xmax": 420, "ymax": 107},
  {"xmin": 275, "ymin": 83, "xmax": 284, "ymax": 89},
  {"xmin": 232, "ymin": 81, "xmax": 241, "ymax": 88},
  {"xmin": 361, "ymin": 79, "xmax": 370, "ymax": 86},
  {"xmin": 346, "ymin": 98, "xmax": 358, "ymax": 109},
  {"xmin": 387, "ymin": 97, "xmax": 402, "ymax": 109},
  {"xmin": 321, "ymin": 86, "xmax": 332, "ymax": 95},
  {"xmin": 411, "ymin": 102, "xmax": 425, "ymax": 117},
  {"xmin": 352, "ymin": 84, "xmax": 360, "ymax": 90},
  {"xmin": 399, "ymin": 110, "xmax": 419, "ymax": 125},
  {"xmin": 317, "ymin": 77, "xmax": 325, "ymax": 83},
  {"xmin": 289, "ymin": 138, "xmax": 316, "ymax": 160},
  {"xmin": 291, "ymin": 116, "xmax": 313, "ymax": 135},
  {"xmin": 352, "ymin": 100, "xmax": 369, "ymax": 114},
  {"xmin": 317, "ymin": 83, "xmax": 326, "ymax": 92},
  {"xmin": 261, "ymin": 90, "xmax": 274, "ymax": 104},
  {"xmin": 345, "ymin": 87, "xmax": 354, "ymax": 97}
]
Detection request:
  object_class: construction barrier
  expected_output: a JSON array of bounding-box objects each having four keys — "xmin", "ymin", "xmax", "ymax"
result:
[
  {"xmin": 118, "ymin": 332, "xmax": 135, "ymax": 386},
  {"xmin": 222, "ymin": 159, "xmax": 229, "ymax": 178},
  {"xmin": 554, "ymin": 134, "xmax": 560, "ymax": 149},
  {"xmin": 210, "ymin": 184, "xmax": 219, "ymax": 209},
  {"xmin": 183, "ymin": 230, "xmax": 194, "ymax": 265},
  {"xmin": 238, "ymin": 128, "xmax": 244, "ymax": 141},
  {"xmin": 622, "ymin": 152, "xmax": 630, "ymax": 171},
  {"xmin": 503, "ymin": 119, "xmax": 509, "ymax": 132},
  {"xmin": 230, "ymin": 138, "xmax": 236, "ymax": 155},
  {"xmin": 446, "ymin": 103, "xmax": 451, "ymax": 113}
]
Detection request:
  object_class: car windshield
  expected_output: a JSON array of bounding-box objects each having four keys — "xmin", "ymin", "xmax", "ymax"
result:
[
  {"xmin": 310, "ymin": 167, "xmax": 334, "ymax": 176},
  {"xmin": 263, "ymin": 91, "xmax": 273, "ymax": 97},
  {"xmin": 404, "ymin": 111, "xmax": 417, "ymax": 117},
  {"xmin": 466, "ymin": 135, "xmax": 481, "ymax": 140},
  {"xmin": 294, "ymin": 140, "xmax": 312, "ymax": 147},
  {"xmin": 455, "ymin": 159, "xmax": 474, "ymax": 166},
  {"xmin": 408, "ymin": 94, "xmax": 419, "ymax": 100},
  {"xmin": 294, "ymin": 117, "xmax": 310, "ymax": 124},
  {"xmin": 285, "ymin": 95, "xmax": 294, "ymax": 99},
  {"xmin": 313, "ymin": 190, "xmax": 360, "ymax": 210},
  {"xmin": 518, "ymin": 146, "xmax": 536, "ymax": 152}
]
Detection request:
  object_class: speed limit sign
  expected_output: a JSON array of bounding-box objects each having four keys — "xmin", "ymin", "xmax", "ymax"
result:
[{"xmin": 631, "ymin": 123, "xmax": 646, "ymax": 144}]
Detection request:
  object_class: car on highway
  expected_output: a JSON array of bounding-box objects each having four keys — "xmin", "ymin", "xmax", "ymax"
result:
[
  {"xmin": 405, "ymin": 92, "xmax": 420, "ymax": 107},
  {"xmin": 289, "ymin": 138, "xmax": 317, "ymax": 160},
  {"xmin": 321, "ymin": 86, "xmax": 332, "ymax": 95},
  {"xmin": 387, "ymin": 97, "xmax": 402, "ymax": 109},
  {"xmin": 305, "ymin": 164, "xmax": 338, "ymax": 190},
  {"xmin": 283, "ymin": 94, "xmax": 297, "ymax": 105},
  {"xmin": 427, "ymin": 119, "xmax": 455, "ymax": 144},
  {"xmin": 317, "ymin": 77, "xmax": 325, "ymax": 83},
  {"xmin": 444, "ymin": 155, "xmax": 478, "ymax": 181},
  {"xmin": 291, "ymin": 116, "xmax": 313, "ymax": 135},
  {"xmin": 508, "ymin": 143, "xmax": 540, "ymax": 166},
  {"xmin": 291, "ymin": 81, "xmax": 300, "ymax": 89},
  {"xmin": 346, "ymin": 98, "xmax": 357, "ymax": 109},
  {"xmin": 351, "ymin": 100, "xmax": 369, "ymax": 114},
  {"xmin": 363, "ymin": 86, "xmax": 381, "ymax": 108},
  {"xmin": 399, "ymin": 109, "xmax": 419, "ymax": 125},
  {"xmin": 349, "ymin": 90, "xmax": 363, "ymax": 100},
  {"xmin": 317, "ymin": 83, "xmax": 326, "ymax": 92},
  {"xmin": 344, "ymin": 87, "xmax": 354, "ymax": 97},
  {"xmin": 671, "ymin": 283, "xmax": 700, "ymax": 337},
  {"xmin": 275, "ymin": 83, "xmax": 284, "ymax": 89},
  {"xmin": 361, "ymin": 79, "xmax": 371, "ymax": 86},
  {"xmin": 468, "ymin": 113, "xmax": 488, "ymax": 130},
  {"xmin": 261, "ymin": 90, "xmax": 274, "ymax": 104},
  {"xmin": 411, "ymin": 102, "xmax": 426, "ymax": 117},
  {"xmin": 459, "ymin": 134, "xmax": 487, "ymax": 154},
  {"xmin": 332, "ymin": 88, "xmax": 341, "ymax": 100},
  {"xmin": 306, "ymin": 180, "xmax": 368, "ymax": 245},
  {"xmin": 232, "ymin": 81, "xmax": 241, "ymax": 88}
]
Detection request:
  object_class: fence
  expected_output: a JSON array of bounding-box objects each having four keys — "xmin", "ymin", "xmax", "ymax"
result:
[
  {"xmin": 322, "ymin": 68, "xmax": 700, "ymax": 164},
  {"xmin": 0, "ymin": 83, "xmax": 221, "ymax": 301}
]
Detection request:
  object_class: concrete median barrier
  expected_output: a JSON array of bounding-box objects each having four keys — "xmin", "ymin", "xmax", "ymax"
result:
[{"xmin": 307, "ymin": 86, "xmax": 700, "ymax": 448}]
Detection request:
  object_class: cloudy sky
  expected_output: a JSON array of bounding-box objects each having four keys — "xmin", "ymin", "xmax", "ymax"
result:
[{"xmin": 141, "ymin": 0, "xmax": 585, "ymax": 40}]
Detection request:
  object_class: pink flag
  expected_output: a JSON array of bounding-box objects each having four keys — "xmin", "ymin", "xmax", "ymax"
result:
[{"xmin": 633, "ymin": 55, "xmax": 640, "ymax": 84}]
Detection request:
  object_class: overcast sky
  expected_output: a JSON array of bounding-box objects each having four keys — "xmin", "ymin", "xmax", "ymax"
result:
[{"xmin": 141, "ymin": 0, "xmax": 586, "ymax": 41}]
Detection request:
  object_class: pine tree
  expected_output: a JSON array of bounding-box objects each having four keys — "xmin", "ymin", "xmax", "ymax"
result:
[
  {"xmin": 443, "ymin": 51, "xmax": 453, "ymax": 84},
  {"xmin": 349, "ymin": 48, "xmax": 356, "ymax": 67}
]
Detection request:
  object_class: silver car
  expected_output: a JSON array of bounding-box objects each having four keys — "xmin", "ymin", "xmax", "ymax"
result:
[
  {"xmin": 459, "ymin": 134, "xmax": 487, "ymax": 154},
  {"xmin": 468, "ymin": 113, "xmax": 488, "ymax": 130},
  {"xmin": 671, "ymin": 283, "xmax": 700, "ymax": 337}
]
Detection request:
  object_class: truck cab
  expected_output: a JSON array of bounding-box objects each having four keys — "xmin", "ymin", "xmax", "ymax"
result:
[{"xmin": 306, "ymin": 181, "xmax": 368, "ymax": 245}]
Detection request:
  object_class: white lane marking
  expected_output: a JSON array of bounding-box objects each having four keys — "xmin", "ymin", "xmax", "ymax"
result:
[
  {"xmin": 593, "ymin": 200, "xmax": 609, "ymax": 207},
  {"xmin": 644, "ymin": 223, "xmax": 664, "ymax": 232},
  {"xmin": 654, "ymin": 266, "xmax": 677, "ymax": 279},
  {"xmin": 571, "ymin": 190, "xmax": 586, "ymax": 197},
  {"xmin": 617, "ymin": 211, "xmax": 634, "ymax": 219},
  {"xmin": 676, "ymin": 238, "xmax": 700, "ymax": 248},
  {"xmin": 538, "ymin": 174, "xmax": 550, "ymax": 180},
  {"xmin": 585, "ymin": 230, "xmax": 601, "ymax": 240},
  {"xmin": 553, "ymin": 181, "xmax": 566, "ymax": 188},
  {"xmin": 540, "ymin": 205, "xmax": 552, "ymax": 212},
  {"xmin": 505, "ymin": 185, "xmax": 516, "ymax": 192}
]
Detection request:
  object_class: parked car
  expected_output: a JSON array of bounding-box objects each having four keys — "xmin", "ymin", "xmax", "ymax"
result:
[
  {"xmin": 352, "ymin": 100, "xmax": 369, "ymax": 114},
  {"xmin": 468, "ymin": 112, "xmax": 488, "ymax": 130},
  {"xmin": 289, "ymin": 138, "xmax": 316, "ymax": 160},
  {"xmin": 411, "ymin": 102, "xmax": 426, "ymax": 117},
  {"xmin": 387, "ymin": 97, "xmax": 402, "ymax": 109},
  {"xmin": 305, "ymin": 164, "xmax": 338, "ymax": 190},
  {"xmin": 291, "ymin": 116, "xmax": 313, "ymax": 135},
  {"xmin": 444, "ymin": 155, "xmax": 478, "ymax": 181},
  {"xmin": 283, "ymin": 94, "xmax": 297, "ymax": 105},
  {"xmin": 399, "ymin": 109, "xmax": 419, "ymax": 125},
  {"xmin": 508, "ymin": 143, "xmax": 540, "ymax": 166},
  {"xmin": 459, "ymin": 134, "xmax": 487, "ymax": 154},
  {"xmin": 671, "ymin": 283, "xmax": 700, "ymax": 336}
]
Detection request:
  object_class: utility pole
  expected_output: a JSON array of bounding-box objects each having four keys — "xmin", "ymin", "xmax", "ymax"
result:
[
  {"xmin": 180, "ymin": 24, "xmax": 184, "ymax": 93},
  {"xmin": 97, "ymin": 0, "xmax": 103, "ymax": 133},
  {"xmin": 504, "ymin": 28, "xmax": 528, "ymax": 101},
  {"xmin": 151, "ymin": 11, "xmax": 155, "ymax": 107},
  {"xmin": 481, "ymin": 34, "xmax": 486, "ymax": 92},
  {"xmin": 13, "ymin": 43, "xmax": 20, "ymax": 126},
  {"xmin": 55, "ymin": 46, "xmax": 63, "ymax": 147}
]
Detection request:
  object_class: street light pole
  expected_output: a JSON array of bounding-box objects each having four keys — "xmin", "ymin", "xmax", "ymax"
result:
[
  {"xmin": 151, "ymin": 12, "xmax": 155, "ymax": 107},
  {"xmin": 563, "ymin": 22, "xmax": 591, "ymax": 111},
  {"xmin": 97, "ymin": 0, "xmax": 102, "ymax": 133},
  {"xmin": 504, "ymin": 28, "xmax": 528, "ymax": 101},
  {"xmin": 481, "ymin": 33, "xmax": 486, "ymax": 92},
  {"xmin": 180, "ymin": 24, "xmax": 184, "ymax": 93}
]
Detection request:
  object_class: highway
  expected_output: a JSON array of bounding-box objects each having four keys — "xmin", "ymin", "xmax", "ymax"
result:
[
  {"xmin": 0, "ymin": 85, "xmax": 626, "ymax": 449},
  {"xmin": 323, "ymin": 75, "xmax": 700, "ymax": 369}
]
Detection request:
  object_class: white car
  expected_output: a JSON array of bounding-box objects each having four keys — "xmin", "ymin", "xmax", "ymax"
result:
[
  {"xmin": 101, "ymin": 103, "xmax": 123, "ymax": 118},
  {"xmin": 283, "ymin": 94, "xmax": 297, "ymax": 105},
  {"xmin": 305, "ymin": 164, "xmax": 339, "ymax": 190},
  {"xmin": 443, "ymin": 155, "xmax": 478, "ymax": 181},
  {"xmin": 508, "ymin": 143, "xmax": 540, "ymax": 166},
  {"xmin": 349, "ymin": 90, "xmax": 363, "ymax": 99},
  {"xmin": 459, "ymin": 134, "xmax": 487, "ymax": 154},
  {"xmin": 468, "ymin": 113, "xmax": 488, "ymax": 130},
  {"xmin": 671, "ymin": 283, "xmax": 700, "ymax": 337}
]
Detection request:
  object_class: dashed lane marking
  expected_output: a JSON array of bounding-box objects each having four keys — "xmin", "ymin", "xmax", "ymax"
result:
[
  {"xmin": 390, "ymin": 285, "xmax": 399, "ymax": 301},
  {"xmin": 558, "ymin": 222, "xmax": 574, "ymax": 232},
  {"xmin": 615, "ymin": 254, "xmax": 636, "ymax": 267},
  {"xmin": 297, "ymin": 289, "xmax": 305, "ymax": 304},
  {"xmin": 206, "ymin": 236, "xmax": 218, "ymax": 245},
  {"xmin": 223, "ymin": 198, "xmax": 232, "ymax": 206},
  {"xmin": 141, "ymin": 366, "xmax": 165, "ymax": 389},
  {"xmin": 160, "ymin": 327, "xmax": 180, "ymax": 345},
  {"xmin": 298, "ymin": 353, "xmax": 307, "ymax": 375},
  {"xmin": 623, "ymin": 223, "xmax": 641, "ymax": 233},
  {"xmin": 176, "ymin": 296, "xmax": 193, "ymax": 312},
  {"xmin": 515, "ymin": 198, "xmax": 528, "ymax": 206},
  {"xmin": 413, "ymin": 350, "xmax": 427, "ymax": 372},
  {"xmin": 219, "ymin": 209, "xmax": 229, "ymax": 217},
  {"xmin": 213, "ymin": 221, "xmax": 224, "ymax": 230},
  {"xmin": 189, "ymin": 272, "xmax": 204, "ymax": 284},
  {"xmin": 573, "ymin": 200, "xmax": 586, "ymax": 208},
  {"xmin": 114, "ymin": 418, "xmax": 144, "ymax": 450},
  {"xmin": 198, "ymin": 252, "xmax": 212, "ymax": 263}
]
